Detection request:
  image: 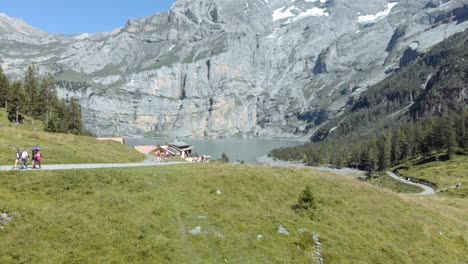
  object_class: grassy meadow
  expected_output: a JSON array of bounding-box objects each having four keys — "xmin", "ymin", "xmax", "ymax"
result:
[
  {"xmin": 397, "ymin": 155, "xmax": 468, "ymax": 198},
  {"xmin": 0, "ymin": 109, "xmax": 145, "ymax": 165},
  {"xmin": 0, "ymin": 163, "xmax": 467, "ymax": 263}
]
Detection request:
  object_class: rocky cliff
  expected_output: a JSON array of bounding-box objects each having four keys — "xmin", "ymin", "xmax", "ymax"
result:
[{"xmin": 1, "ymin": 0, "xmax": 467, "ymax": 137}]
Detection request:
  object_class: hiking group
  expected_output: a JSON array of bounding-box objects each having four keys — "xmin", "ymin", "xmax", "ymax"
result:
[{"xmin": 15, "ymin": 148, "xmax": 42, "ymax": 169}]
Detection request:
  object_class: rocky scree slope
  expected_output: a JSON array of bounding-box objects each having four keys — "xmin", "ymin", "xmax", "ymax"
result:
[{"xmin": 0, "ymin": 0, "xmax": 467, "ymax": 137}]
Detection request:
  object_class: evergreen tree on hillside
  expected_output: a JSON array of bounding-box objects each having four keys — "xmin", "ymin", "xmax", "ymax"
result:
[
  {"xmin": 0, "ymin": 67, "xmax": 11, "ymax": 109},
  {"xmin": 443, "ymin": 115, "xmax": 459, "ymax": 160},
  {"xmin": 65, "ymin": 97, "xmax": 83, "ymax": 135},
  {"xmin": 6, "ymin": 81, "xmax": 26, "ymax": 123},
  {"xmin": 23, "ymin": 64, "xmax": 40, "ymax": 117},
  {"xmin": 38, "ymin": 74, "xmax": 58, "ymax": 124},
  {"xmin": 377, "ymin": 132, "xmax": 392, "ymax": 171}
]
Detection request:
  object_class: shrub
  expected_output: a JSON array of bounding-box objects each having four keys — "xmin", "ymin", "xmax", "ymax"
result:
[
  {"xmin": 292, "ymin": 186, "xmax": 320, "ymax": 220},
  {"xmin": 220, "ymin": 152, "xmax": 229, "ymax": 163}
]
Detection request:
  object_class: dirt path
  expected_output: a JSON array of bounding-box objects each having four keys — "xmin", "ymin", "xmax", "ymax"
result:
[
  {"xmin": 257, "ymin": 156, "xmax": 435, "ymax": 195},
  {"xmin": 0, "ymin": 161, "xmax": 189, "ymax": 171},
  {"xmin": 256, "ymin": 156, "xmax": 364, "ymax": 177},
  {"xmin": 386, "ymin": 171, "xmax": 435, "ymax": 195}
]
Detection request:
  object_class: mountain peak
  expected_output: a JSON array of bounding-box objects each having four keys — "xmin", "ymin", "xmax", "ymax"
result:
[{"xmin": 0, "ymin": 13, "xmax": 45, "ymax": 36}]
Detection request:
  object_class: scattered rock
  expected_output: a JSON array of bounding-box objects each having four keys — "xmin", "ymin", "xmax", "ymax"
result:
[
  {"xmin": 257, "ymin": 234, "xmax": 264, "ymax": 240},
  {"xmin": 0, "ymin": 211, "xmax": 13, "ymax": 227},
  {"xmin": 277, "ymin": 225, "xmax": 289, "ymax": 235},
  {"xmin": 213, "ymin": 230, "xmax": 225, "ymax": 238},
  {"xmin": 312, "ymin": 233, "xmax": 324, "ymax": 264},
  {"xmin": 298, "ymin": 228, "xmax": 308, "ymax": 233},
  {"xmin": 189, "ymin": 226, "xmax": 202, "ymax": 235},
  {"xmin": 197, "ymin": 216, "xmax": 208, "ymax": 219},
  {"xmin": 216, "ymin": 189, "xmax": 222, "ymax": 195}
]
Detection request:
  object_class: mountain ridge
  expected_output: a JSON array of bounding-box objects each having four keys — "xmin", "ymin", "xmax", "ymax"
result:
[{"xmin": 0, "ymin": 0, "xmax": 467, "ymax": 137}]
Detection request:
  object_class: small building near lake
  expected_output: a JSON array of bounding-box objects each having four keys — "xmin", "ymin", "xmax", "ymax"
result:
[
  {"xmin": 133, "ymin": 142, "xmax": 193, "ymax": 157},
  {"xmin": 168, "ymin": 141, "xmax": 193, "ymax": 156}
]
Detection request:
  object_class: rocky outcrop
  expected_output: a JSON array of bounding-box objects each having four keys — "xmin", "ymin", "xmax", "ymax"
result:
[{"xmin": 1, "ymin": 0, "xmax": 467, "ymax": 137}]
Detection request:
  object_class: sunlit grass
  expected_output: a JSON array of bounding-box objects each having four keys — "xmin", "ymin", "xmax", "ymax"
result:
[
  {"xmin": 0, "ymin": 164, "xmax": 466, "ymax": 263},
  {"xmin": 0, "ymin": 109, "xmax": 145, "ymax": 165},
  {"xmin": 398, "ymin": 155, "xmax": 468, "ymax": 197}
]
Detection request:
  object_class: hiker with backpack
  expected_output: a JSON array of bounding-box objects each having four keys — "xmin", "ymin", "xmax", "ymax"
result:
[
  {"xmin": 32, "ymin": 150, "xmax": 42, "ymax": 169},
  {"xmin": 20, "ymin": 149, "xmax": 29, "ymax": 169},
  {"xmin": 14, "ymin": 149, "xmax": 21, "ymax": 169}
]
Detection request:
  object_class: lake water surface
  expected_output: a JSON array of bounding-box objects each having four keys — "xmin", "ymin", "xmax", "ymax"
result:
[{"xmin": 124, "ymin": 138, "xmax": 306, "ymax": 163}]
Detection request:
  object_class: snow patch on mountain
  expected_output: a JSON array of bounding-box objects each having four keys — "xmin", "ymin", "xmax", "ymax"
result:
[
  {"xmin": 272, "ymin": 6, "xmax": 296, "ymax": 21},
  {"xmin": 293, "ymin": 7, "xmax": 329, "ymax": 21},
  {"xmin": 73, "ymin": 33, "xmax": 90, "ymax": 40},
  {"xmin": 303, "ymin": 0, "xmax": 327, "ymax": 3},
  {"xmin": 272, "ymin": 5, "xmax": 328, "ymax": 22},
  {"xmin": 357, "ymin": 2, "xmax": 398, "ymax": 24}
]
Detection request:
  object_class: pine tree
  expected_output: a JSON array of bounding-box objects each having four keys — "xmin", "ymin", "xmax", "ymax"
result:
[
  {"xmin": 45, "ymin": 114, "xmax": 59, "ymax": 132},
  {"xmin": 38, "ymin": 74, "xmax": 58, "ymax": 124},
  {"xmin": 391, "ymin": 130, "xmax": 401, "ymax": 164},
  {"xmin": 23, "ymin": 64, "xmax": 40, "ymax": 117},
  {"xmin": 65, "ymin": 97, "xmax": 83, "ymax": 134},
  {"xmin": 0, "ymin": 67, "xmax": 10, "ymax": 108},
  {"xmin": 6, "ymin": 81, "xmax": 26, "ymax": 123},
  {"xmin": 444, "ymin": 115, "xmax": 458, "ymax": 159},
  {"xmin": 377, "ymin": 131, "xmax": 392, "ymax": 171}
]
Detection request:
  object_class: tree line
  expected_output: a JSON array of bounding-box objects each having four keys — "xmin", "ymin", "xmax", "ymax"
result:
[
  {"xmin": 0, "ymin": 65, "xmax": 84, "ymax": 134},
  {"xmin": 271, "ymin": 111, "xmax": 468, "ymax": 172}
]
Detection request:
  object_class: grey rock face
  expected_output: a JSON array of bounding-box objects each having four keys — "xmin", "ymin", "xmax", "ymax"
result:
[{"xmin": 1, "ymin": 0, "xmax": 467, "ymax": 137}]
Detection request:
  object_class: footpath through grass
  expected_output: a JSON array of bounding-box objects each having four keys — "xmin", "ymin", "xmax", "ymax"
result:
[
  {"xmin": 367, "ymin": 174, "xmax": 423, "ymax": 194},
  {"xmin": 397, "ymin": 155, "xmax": 468, "ymax": 198},
  {"xmin": 0, "ymin": 164, "xmax": 466, "ymax": 263}
]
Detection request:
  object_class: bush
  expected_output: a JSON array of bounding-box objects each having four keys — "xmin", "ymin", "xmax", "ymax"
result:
[
  {"xmin": 220, "ymin": 152, "xmax": 229, "ymax": 163},
  {"xmin": 292, "ymin": 186, "xmax": 320, "ymax": 220}
]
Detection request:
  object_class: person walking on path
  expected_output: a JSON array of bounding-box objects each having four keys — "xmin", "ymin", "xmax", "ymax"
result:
[
  {"xmin": 32, "ymin": 150, "xmax": 42, "ymax": 169},
  {"xmin": 14, "ymin": 149, "xmax": 21, "ymax": 168},
  {"xmin": 20, "ymin": 149, "xmax": 29, "ymax": 169},
  {"xmin": 155, "ymin": 150, "xmax": 161, "ymax": 163}
]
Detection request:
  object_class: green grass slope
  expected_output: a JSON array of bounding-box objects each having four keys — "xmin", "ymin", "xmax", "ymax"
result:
[
  {"xmin": 0, "ymin": 164, "xmax": 466, "ymax": 263},
  {"xmin": 397, "ymin": 155, "xmax": 468, "ymax": 198},
  {"xmin": 0, "ymin": 109, "xmax": 145, "ymax": 165}
]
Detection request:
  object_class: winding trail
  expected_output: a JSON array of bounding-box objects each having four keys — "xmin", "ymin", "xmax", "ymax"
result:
[
  {"xmin": 386, "ymin": 171, "xmax": 435, "ymax": 195},
  {"xmin": 257, "ymin": 156, "xmax": 436, "ymax": 195}
]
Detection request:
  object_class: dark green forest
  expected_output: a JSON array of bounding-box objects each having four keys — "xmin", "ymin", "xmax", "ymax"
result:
[
  {"xmin": 272, "ymin": 112, "xmax": 467, "ymax": 171},
  {"xmin": 272, "ymin": 29, "xmax": 468, "ymax": 172},
  {"xmin": 0, "ymin": 65, "xmax": 84, "ymax": 134}
]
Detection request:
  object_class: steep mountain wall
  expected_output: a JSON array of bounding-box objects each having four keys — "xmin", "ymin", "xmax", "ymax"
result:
[{"xmin": 1, "ymin": 0, "xmax": 467, "ymax": 137}]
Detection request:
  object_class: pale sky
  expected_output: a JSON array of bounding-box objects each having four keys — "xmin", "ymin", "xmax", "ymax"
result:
[{"xmin": 0, "ymin": 0, "xmax": 177, "ymax": 34}]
